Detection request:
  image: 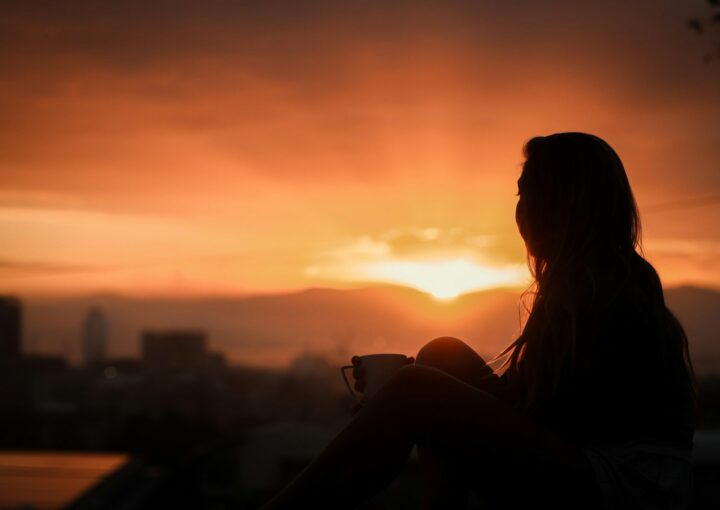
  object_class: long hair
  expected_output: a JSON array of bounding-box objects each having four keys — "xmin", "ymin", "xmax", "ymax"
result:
[{"xmin": 489, "ymin": 132, "xmax": 698, "ymax": 415}]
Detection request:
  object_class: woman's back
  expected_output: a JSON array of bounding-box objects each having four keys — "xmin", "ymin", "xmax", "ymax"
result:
[
  {"xmin": 545, "ymin": 310, "xmax": 690, "ymax": 444},
  {"xmin": 519, "ymin": 280, "xmax": 695, "ymax": 449}
]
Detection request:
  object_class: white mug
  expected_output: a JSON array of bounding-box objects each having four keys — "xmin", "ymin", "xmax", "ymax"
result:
[{"xmin": 341, "ymin": 353, "xmax": 411, "ymax": 401}]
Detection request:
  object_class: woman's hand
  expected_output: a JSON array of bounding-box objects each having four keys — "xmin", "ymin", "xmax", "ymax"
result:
[
  {"xmin": 350, "ymin": 354, "xmax": 415, "ymax": 415},
  {"xmin": 349, "ymin": 355, "xmax": 367, "ymax": 415},
  {"xmin": 351, "ymin": 355, "xmax": 366, "ymax": 394}
]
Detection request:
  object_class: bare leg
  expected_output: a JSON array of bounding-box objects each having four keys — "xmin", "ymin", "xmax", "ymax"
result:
[
  {"xmin": 259, "ymin": 361, "xmax": 601, "ymax": 510},
  {"xmin": 417, "ymin": 443, "xmax": 470, "ymax": 510},
  {"xmin": 415, "ymin": 336, "xmax": 493, "ymax": 510},
  {"xmin": 259, "ymin": 368, "xmax": 416, "ymax": 509}
]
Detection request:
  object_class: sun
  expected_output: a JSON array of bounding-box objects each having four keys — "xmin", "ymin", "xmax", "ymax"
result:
[{"xmin": 360, "ymin": 258, "xmax": 529, "ymax": 301}]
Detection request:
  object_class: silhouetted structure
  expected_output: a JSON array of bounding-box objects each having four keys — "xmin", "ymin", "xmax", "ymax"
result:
[
  {"xmin": 0, "ymin": 296, "xmax": 21, "ymax": 362},
  {"xmin": 142, "ymin": 330, "xmax": 208, "ymax": 372},
  {"xmin": 82, "ymin": 307, "xmax": 108, "ymax": 366}
]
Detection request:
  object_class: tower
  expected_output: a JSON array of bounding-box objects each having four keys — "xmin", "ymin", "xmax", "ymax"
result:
[
  {"xmin": 0, "ymin": 296, "xmax": 21, "ymax": 361},
  {"xmin": 82, "ymin": 307, "xmax": 108, "ymax": 366}
]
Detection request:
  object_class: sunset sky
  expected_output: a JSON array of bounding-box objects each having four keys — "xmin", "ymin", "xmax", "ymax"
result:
[{"xmin": 2, "ymin": 0, "xmax": 720, "ymax": 299}]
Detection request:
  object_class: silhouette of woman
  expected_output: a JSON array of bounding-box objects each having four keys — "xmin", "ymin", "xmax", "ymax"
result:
[{"xmin": 260, "ymin": 133, "xmax": 697, "ymax": 510}]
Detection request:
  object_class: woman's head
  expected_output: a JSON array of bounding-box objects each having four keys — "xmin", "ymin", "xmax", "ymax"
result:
[
  {"xmin": 493, "ymin": 132, "xmax": 697, "ymax": 416},
  {"xmin": 516, "ymin": 132, "xmax": 640, "ymax": 278}
]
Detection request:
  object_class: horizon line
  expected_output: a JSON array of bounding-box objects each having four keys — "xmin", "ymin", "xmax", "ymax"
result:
[{"xmin": 1, "ymin": 280, "xmax": 717, "ymax": 301}]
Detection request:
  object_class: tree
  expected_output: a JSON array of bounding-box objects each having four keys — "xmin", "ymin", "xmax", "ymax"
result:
[{"xmin": 687, "ymin": 0, "xmax": 720, "ymax": 63}]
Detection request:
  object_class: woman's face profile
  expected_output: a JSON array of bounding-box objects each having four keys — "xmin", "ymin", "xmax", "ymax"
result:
[
  {"xmin": 515, "ymin": 175, "xmax": 528, "ymax": 244},
  {"xmin": 514, "ymin": 166, "xmax": 545, "ymax": 259}
]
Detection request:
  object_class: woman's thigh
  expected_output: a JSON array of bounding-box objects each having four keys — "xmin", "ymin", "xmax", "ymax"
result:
[{"xmin": 377, "ymin": 364, "xmax": 603, "ymax": 510}]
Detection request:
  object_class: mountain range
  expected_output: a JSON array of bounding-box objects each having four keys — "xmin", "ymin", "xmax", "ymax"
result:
[{"xmin": 17, "ymin": 285, "xmax": 720, "ymax": 374}]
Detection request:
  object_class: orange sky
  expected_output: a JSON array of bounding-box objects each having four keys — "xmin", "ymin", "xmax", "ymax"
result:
[{"xmin": 1, "ymin": 0, "xmax": 720, "ymax": 298}]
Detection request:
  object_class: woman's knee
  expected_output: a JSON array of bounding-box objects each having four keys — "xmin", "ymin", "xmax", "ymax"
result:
[
  {"xmin": 416, "ymin": 337, "xmax": 492, "ymax": 383},
  {"xmin": 416, "ymin": 336, "xmax": 472, "ymax": 364}
]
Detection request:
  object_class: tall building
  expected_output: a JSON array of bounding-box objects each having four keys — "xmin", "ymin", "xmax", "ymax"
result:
[
  {"xmin": 142, "ymin": 330, "xmax": 207, "ymax": 372},
  {"xmin": 0, "ymin": 296, "xmax": 21, "ymax": 361},
  {"xmin": 82, "ymin": 307, "xmax": 108, "ymax": 366}
]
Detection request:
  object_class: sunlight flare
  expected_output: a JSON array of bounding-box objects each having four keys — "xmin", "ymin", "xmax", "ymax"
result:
[
  {"xmin": 359, "ymin": 259, "xmax": 529, "ymax": 300},
  {"xmin": 305, "ymin": 256, "xmax": 531, "ymax": 300}
]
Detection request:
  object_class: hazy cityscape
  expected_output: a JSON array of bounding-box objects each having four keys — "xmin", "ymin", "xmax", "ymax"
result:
[
  {"xmin": 1, "ymin": 294, "xmax": 355, "ymax": 508},
  {"xmin": 1, "ymin": 287, "xmax": 720, "ymax": 509}
]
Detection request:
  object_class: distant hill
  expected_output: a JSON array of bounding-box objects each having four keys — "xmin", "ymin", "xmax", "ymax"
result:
[
  {"xmin": 665, "ymin": 286, "xmax": 720, "ymax": 376},
  {"xmin": 19, "ymin": 285, "xmax": 522, "ymax": 367},
  {"xmin": 17, "ymin": 284, "xmax": 720, "ymax": 374}
]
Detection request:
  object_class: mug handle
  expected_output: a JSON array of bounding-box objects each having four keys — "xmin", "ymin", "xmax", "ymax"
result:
[{"xmin": 341, "ymin": 365, "xmax": 362, "ymax": 403}]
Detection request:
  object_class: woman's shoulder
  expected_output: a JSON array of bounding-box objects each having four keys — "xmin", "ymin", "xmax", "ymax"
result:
[{"xmin": 591, "ymin": 288, "xmax": 651, "ymax": 340}]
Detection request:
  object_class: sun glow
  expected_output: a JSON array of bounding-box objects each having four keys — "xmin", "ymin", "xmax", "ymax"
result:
[{"xmin": 360, "ymin": 258, "xmax": 530, "ymax": 301}]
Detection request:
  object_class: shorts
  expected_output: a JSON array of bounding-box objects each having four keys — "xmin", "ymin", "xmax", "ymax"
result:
[{"xmin": 580, "ymin": 439, "xmax": 694, "ymax": 510}]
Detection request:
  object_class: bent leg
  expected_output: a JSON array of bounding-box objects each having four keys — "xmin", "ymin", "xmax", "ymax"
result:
[
  {"xmin": 261, "ymin": 363, "xmax": 602, "ymax": 510},
  {"xmin": 415, "ymin": 336, "xmax": 492, "ymax": 509}
]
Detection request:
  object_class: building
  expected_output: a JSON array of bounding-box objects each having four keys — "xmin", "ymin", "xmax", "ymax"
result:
[
  {"xmin": 0, "ymin": 296, "xmax": 21, "ymax": 362},
  {"xmin": 142, "ymin": 330, "xmax": 208, "ymax": 372},
  {"xmin": 82, "ymin": 307, "xmax": 108, "ymax": 366}
]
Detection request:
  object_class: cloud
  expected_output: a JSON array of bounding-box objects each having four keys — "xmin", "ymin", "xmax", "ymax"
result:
[
  {"xmin": 2, "ymin": 0, "xmax": 720, "ymax": 202},
  {"xmin": 304, "ymin": 226, "xmax": 529, "ymax": 291},
  {"xmin": 0, "ymin": 259, "xmax": 102, "ymax": 279},
  {"xmin": 1, "ymin": 0, "xmax": 719, "ymax": 293},
  {"xmin": 644, "ymin": 238, "xmax": 720, "ymax": 257},
  {"xmin": 313, "ymin": 226, "xmax": 503, "ymax": 263}
]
